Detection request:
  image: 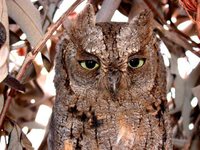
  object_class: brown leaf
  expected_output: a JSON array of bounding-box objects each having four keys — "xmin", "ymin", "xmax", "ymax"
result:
[
  {"xmin": 182, "ymin": 63, "xmax": 200, "ymax": 136},
  {"xmin": 9, "ymin": 30, "xmax": 21, "ymax": 45},
  {"xmin": 0, "ymin": 56, "xmax": 8, "ymax": 82},
  {"xmin": 3, "ymin": 118, "xmax": 14, "ymax": 133},
  {"xmin": 41, "ymin": 52, "xmax": 52, "ymax": 72},
  {"xmin": 6, "ymin": 0, "xmax": 43, "ymax": 47},
  {"xmin": 20, "ymin": 63, "xmax": 37, "ymax": 83},
  {"xmin": 169, "ymin": 53, "xmax": 185, "ymax": 113},
  {"xmin": 8, "ymin": 101, "xmax": 36, "ymax": 122},
  {"xmin": 21, "ymin": 132, "xmax": 33, "ymax": 150},
  {"xmin": 22, "ymin": 121, "xmax": 45, "ymax": 130},
  {"xmin": 0, "ymin": 0, "xmax": 9, "ymax": 82},
  {"xmin": 3, "ymin": 118, "xmax": 33, "ymax": 150},
  {"xmin": 0, "ymin": 22, "xmax": 6, "ymax": 47},
  {"xmin": 6, "ymin": 0, "xmax": 50, "ymax": 66},
  {"xmin": 2, "ymin": 74, "xmax": 25, "ymax": 92},
  {"xmin": 0, "ymin": 94, "xmax": 4, "ymax": 113},
  {"xmin": 8, "ymin": 123, "xmax": 23, "ymax": 150},
  {"xmin": 172, "ymin": 138, "xmax": 187, "ymax": 148}
]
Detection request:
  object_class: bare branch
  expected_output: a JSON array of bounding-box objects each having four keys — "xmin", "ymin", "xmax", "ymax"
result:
[{"xmin": 96, "ymin": 0, "xmax": 121, "ymax": 22}]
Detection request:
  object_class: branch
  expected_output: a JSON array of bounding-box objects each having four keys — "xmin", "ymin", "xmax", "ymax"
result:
[
  {"xmin": 143, "ymin": 0, "xmax": 165, "ymax": 24},
  {"xmin": 0, "ymin": 0, "xmax": 85, "ymax": 129},
  {"xmin": 96, "ymin": 0, "xmax": 121, "ymax": 22}
]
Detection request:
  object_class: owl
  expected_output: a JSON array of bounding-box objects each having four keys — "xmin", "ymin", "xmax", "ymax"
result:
[{"xmin": 48, "ymin": 4, "xmax": 172, "ymax": 150}]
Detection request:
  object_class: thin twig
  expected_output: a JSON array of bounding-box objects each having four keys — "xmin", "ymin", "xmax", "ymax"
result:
[{"xmin": 0, "ymin": 0, "xmax": 85, "ymax": 129}]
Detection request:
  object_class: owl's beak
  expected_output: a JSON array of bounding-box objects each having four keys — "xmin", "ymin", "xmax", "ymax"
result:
[{"xmin": 108, "ymin": 70, "xmax": 120, "ymax": 94}]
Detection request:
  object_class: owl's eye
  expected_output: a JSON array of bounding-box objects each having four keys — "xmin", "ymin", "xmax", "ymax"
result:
[
  {"xmin": 128, "ymin": 58, "xmax": 145, "ymax": 69},
  {"xmin": 79, "ymin": 60, "xmax": 99, "ymax": 70}
]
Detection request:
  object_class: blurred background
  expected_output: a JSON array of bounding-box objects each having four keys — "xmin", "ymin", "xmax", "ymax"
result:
[{"xmin": 0, "ymin": 0, "xmax": 199, "ymax": 149}]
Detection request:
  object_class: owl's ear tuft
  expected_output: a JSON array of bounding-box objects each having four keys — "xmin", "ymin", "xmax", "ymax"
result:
[
  {"xmin": 75, "ymin": 4, "xmax": 96, "ymax": 28},
  {"xmin": 129, "ymin": 9, "xmax": 153, "ymax": 29}
]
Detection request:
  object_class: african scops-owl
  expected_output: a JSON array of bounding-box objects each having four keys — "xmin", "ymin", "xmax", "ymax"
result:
[{"xmin": 48, "ymin": 4, "xmax": 172, "ymax": 150}]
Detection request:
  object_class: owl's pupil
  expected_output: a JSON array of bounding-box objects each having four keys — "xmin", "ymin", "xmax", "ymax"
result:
[
  {"xmin": 129, "ymin": 58, "xmax": 140, "ymax": 67},
  {"xmin": 85, "ymin": 60, "xmax": 96, "ymax": 69}
]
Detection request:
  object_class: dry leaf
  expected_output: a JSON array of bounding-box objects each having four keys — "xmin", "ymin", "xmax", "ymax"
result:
[
  {"xmin": 6, "ymin": 0, "xmax": 50, "ymax": 65},
  {"xmin": 3, "ymin": 118, "xmax": 14, "ymax": 133},
  {"xmin": 0, "ymin": 0, "xmax": 9, "ymax": 82},
  {"xmin": 0, "ymin": 41, "xmax": 9, "ymax": 67},
  {"xmin": 172, "ymin": 138, "xmax": 187, "ymax": 148},
  {"xmin": 22, "ymin": 121, "xmax": 45, "ymax": 130},
  {"xmin": 8, "ymin": 122, "xmax": 33, "ymax": 150},
  {"xmin": 8, "ymin": 101, "xmax": 36, "ymax": 121},
  {"xmin": 169, "ymin": 53, "xmax": 185, "ymax": 113},
  {"xmin": 3, "ymin": 118, "xmax": 33, "ymax": 150},
  {"xmin": 6, "ymin": 0, "xmax": 43, "ymax": 47},
  {"xmin": 8, "ymin": 124, "xmax": 24, "ymax": 150},
  {"xmin": 0, "ymin": 94, "xmax": 4, "ymax": 113},
  {"xmin": 182, "ymin": 64, "xmax": 200, "ymax": 136},
  {"xmin": 2, "ymin": 74, "xmax": 25, "ymax": 92},
  {"xmin": 21, "ymin": 132, "xmax": 34, "ymax": 150},
  {"xmin": 0, "ymin": 22, "xmax": 6, "ymax": 47},
  {"xmin": 0, "ymin": 55, "xmax": 8, "ymax": 82}
]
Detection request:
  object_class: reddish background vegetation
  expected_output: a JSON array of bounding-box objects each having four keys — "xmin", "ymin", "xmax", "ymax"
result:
[{"xmin": 0, "ymin": 0, "xmax": 199, "ymax": 149}]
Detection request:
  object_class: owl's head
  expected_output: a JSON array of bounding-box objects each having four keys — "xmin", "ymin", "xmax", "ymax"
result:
[{"xmin": 55, "ymin": 4, "xmax": 160, "ymax": 100}]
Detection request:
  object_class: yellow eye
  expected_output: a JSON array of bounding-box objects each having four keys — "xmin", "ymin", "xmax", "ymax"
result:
[
  {"xmin": 79, "ymin": 60, "xmax": 99, "ymax": 70},
  {"xmin": 128, "ymin": 58, "xmax": 145, "ymax": 69}
]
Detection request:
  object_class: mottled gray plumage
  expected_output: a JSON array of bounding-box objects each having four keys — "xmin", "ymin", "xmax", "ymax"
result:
[{"xmin": 48, "ymin": 4, "xmax": 172, "ymax": 150}]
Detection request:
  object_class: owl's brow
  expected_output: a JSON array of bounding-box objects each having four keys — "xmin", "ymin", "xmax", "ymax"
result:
[
  {"xmin": 75, "ymin": 50, "xmax": 99, "ymax": 61},
  {"xmin": 128, "ymin": 49, "xmax": 148, "ymax": 58}
]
